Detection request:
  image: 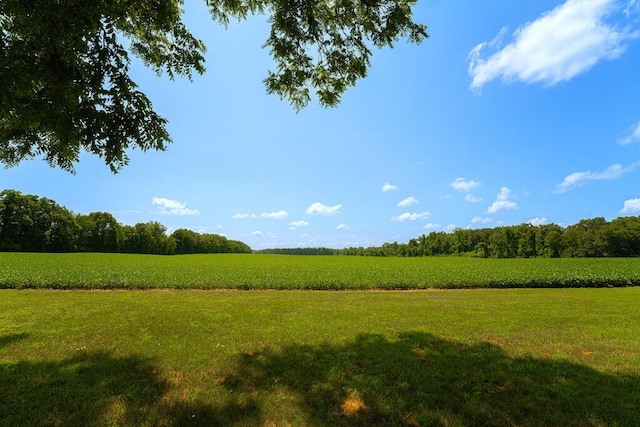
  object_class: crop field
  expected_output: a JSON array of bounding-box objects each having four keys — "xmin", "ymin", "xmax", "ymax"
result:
[{"xmin": 1, "ymin": 252, "xmax": 640, "ymax": 289}]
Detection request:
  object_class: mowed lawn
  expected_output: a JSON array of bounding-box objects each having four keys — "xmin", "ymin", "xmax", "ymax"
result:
[{"xmin": 1, "ymin": 288, "xmax": 639, "ymax": 426}]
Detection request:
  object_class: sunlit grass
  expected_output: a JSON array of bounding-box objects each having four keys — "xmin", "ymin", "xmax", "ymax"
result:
[{"xmin": 1, "ymin": 289, "xmax": 639, "ymax": 425}]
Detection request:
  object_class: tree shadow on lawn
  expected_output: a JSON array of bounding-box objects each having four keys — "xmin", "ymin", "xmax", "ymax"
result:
[
  {"xmin": 0, "ymin": 332, "xmax": 29, "ymax": 349},
  {"xmin": 1, "ymin": 333, "xmax": 638, "ymax": 426},
  {"xmin": 0, "ymin": 348, "xmax": 256, "ymax": 426},
  {"xmin": 224, "ymin": 332, "xmax": 640, "ymax": 426}
]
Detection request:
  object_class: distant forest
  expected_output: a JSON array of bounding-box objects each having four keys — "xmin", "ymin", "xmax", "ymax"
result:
[
  {"xmin": 262, "ymin": 217, "xmax": 640, "ymax": 258},
  {"xmin": 0, "ymin": 190, "xmax": 251, "ymax": 254},
  {"xmin": 3, "ymin": 189, "xmax": 640, "ymax": 258}
]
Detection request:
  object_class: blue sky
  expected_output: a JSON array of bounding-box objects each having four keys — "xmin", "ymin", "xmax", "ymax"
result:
[{"xmin": 3, "ymin": 0, "xmax": 640, "ymax": 249}]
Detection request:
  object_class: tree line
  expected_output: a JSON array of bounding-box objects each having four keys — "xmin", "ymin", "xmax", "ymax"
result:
[
  {"xmin": 336, "ymin": 217, "xmax": 640, "ymax": 258},
  {"xmin": 5, "ymin": 189, "xmax": 638, "ymax": 258},
  {"xmin": 243, "ymin": 216, "xmax": 640, "ymax": 258},
  {"xmin": 0, "ymin": 190, "xmax": 250, "ymax": 254}
]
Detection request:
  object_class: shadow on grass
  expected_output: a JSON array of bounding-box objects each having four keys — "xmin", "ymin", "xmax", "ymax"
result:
[
  {"xmin": 1, "ymin": 333, "xmax": 638, "ymax": 426},
  {"xmin": 0, "ymin": 350, "xmax": 256, "ymax": 426},
  {"xmin": 0, "ymin": 332, "xmax": 29, "ymax": 349},
  {"xmin": 224, "ymin": 332, "xmax": 640, "ymax": 426}
]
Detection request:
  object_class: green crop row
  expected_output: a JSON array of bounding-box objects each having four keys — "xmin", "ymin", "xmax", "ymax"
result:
[{"xmin": 1, "ymin": 253, "xmax": 640, "ymax": 290}]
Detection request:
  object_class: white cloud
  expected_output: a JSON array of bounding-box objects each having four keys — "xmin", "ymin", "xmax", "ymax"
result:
[
  {"xmin": 306, "ymin": 202, "xmax": 342, "ymax": 216},
  {"xmin": 470, "ymin": 216, "xmax": 493, "ymax": 225},
  {"xmin": 619, "ymin": 121, "xmax": 640, "ymax": 145},
  {"xmin": 554, "ymin": 161, "xmax": 640, "ymax": 193},
  {"xmin": 446, "ymin": 224, "xmax": 457, "ymax": 231},
  {"xmin": 382, "ymin": 183, "xmax": 399, "ymax": 192},
  {"xmin": 620, "ymin": 198, "xmax": 640, "ymax": 214},
  {"xmin": 487, "ymin": 187, "xmax": 518, "ymax": 214},
  {"xmin": 465, "ymin": 194, "xmax": 483, "ymax": 203},
  {"xmin": 391, "ymin": 211, "xmax": 432, "ymax": 222},
  {"xmin": 289, "ymin": 220, "xmax": 309, "ymax": 230},
  {"xmin": 624, "ymin": 0, "xmax": 640, "ymax": 16},
  {"xmin": 487, "ymin": 200, "xmax": 518, "ymax": 214},
  {"xmin": 233, "ymin": 213, "xmax": 256, "ymax": 219},
  {"xmin": 252, "ymin": 231, "xmax": 263, "ymax": 236},
  {"xmin": 469, "ymin": 0, "xmax": 638, "ymax": 90},
  {"xmin": 424, "ymin": 223, "xmax": 441, "ymax": 230},
  {"xmin": 336, "ymin": 224, "xmax": 352, "ymax": 230},
  {"xmin": 234, "ymin": 211, "xmax": 288, "ymax": 219},
  {"xmin": 260, "ymin": 210, "xmax": 288, "ymax": 219},
  {"xmin": 528, "ymin": 217, "xmax": 549, "ymax": 226},
  {"xmin": 194, "ymin": 225, "xmax": 222, "ymax": 234},
  {"xmin": 152, "ymin": 197, "xmax": 199, "ymax": 215},
  {"xmin": 450, "ymin": 177, "xmax": 481, "ymax": 192},
  {"xmin": 397, "ymin": 196, "xmax": 419, "ymax": 208}
]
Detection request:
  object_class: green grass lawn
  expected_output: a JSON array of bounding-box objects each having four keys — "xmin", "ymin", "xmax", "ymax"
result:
[
  {"xmin": 1, "ymin": 288, "xmax": 639, "ymax": 426},
  {"xmin": 2, "ymin": 252, "xmax": 640, "ymax": 289}
]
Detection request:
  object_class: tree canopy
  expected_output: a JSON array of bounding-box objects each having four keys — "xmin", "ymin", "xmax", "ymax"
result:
[
  {"xmin": 0, "ymin": 0, "xmax": 427, "ymax": 172},
  {"xmin": 0, "ymin": 189, "xmax": 251, "ymax": 254},
  {"xmin": 335, "ymin": 218, "xmax": 640, "ymax": 258}
]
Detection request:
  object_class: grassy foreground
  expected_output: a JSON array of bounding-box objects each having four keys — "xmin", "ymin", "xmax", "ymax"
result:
[
  {"xmin": 2, "ymin": 252, "xmax": 640, "ymax": 289},
  {"xmin": 1, "ymin": 288, "xmax": 639, "ymax": 425}
]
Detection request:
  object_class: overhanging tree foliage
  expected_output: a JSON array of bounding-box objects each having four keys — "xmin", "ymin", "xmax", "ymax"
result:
[{"xmin": 0, "ymin": 0, "xmax": 427, "ymax": 172}]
